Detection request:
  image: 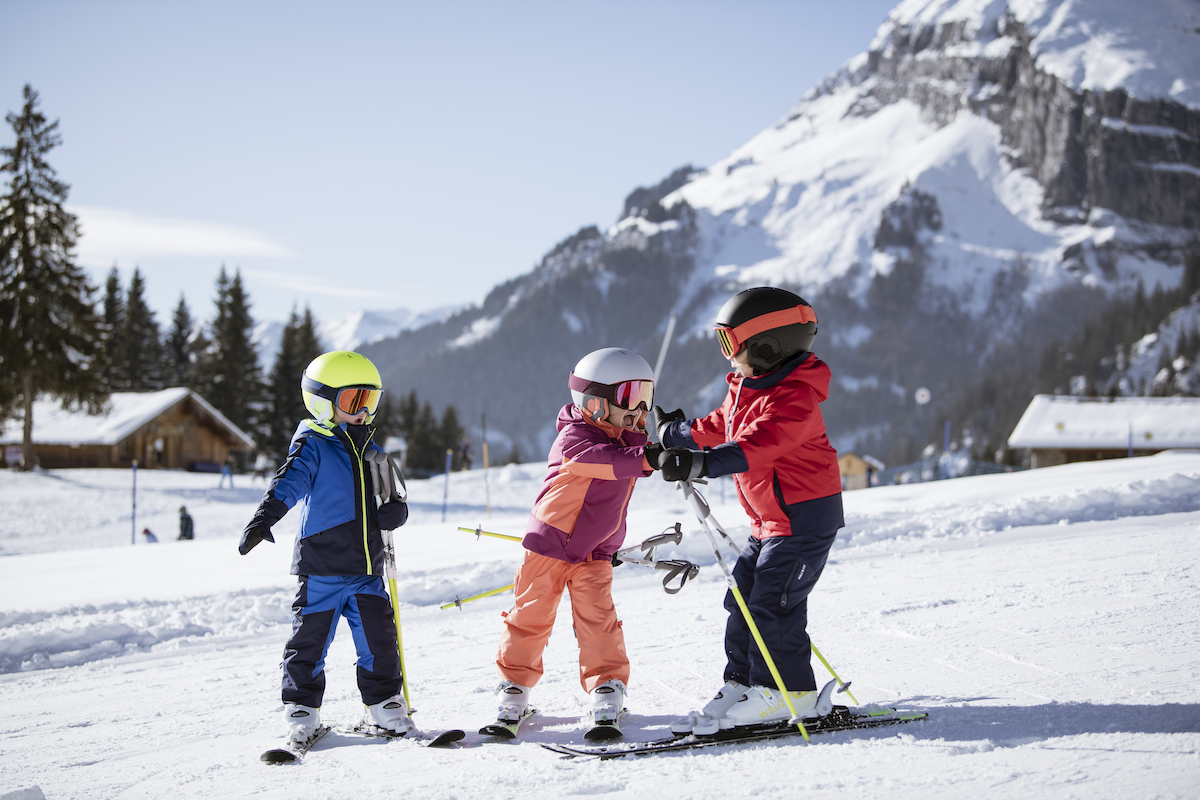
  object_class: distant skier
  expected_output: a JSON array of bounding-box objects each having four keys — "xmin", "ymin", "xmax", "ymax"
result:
[
  {"xmin": 252, "ymin": 451, "xmax": 273, "ymax": 483},
  {"xmin": 656, "ymin": 287, "xmax": 844, "ymax": 733},
  {"xmin": 237, "ymin": 351, "xmax": 411, "ymax": 747},
  {"xmin": 177, "ymin": 506, "xmax": 194, "ymax": 540},
  {"xmin": 490, "ymin": 348, "xmax": 663, "ymax": 738},
  {"xmin": 218, "ymin": 455, "xmax": 235, "ymax": 489},
  {"xmin": 141, "ymin": 527, "xmax": 158, "ymax": 543}
]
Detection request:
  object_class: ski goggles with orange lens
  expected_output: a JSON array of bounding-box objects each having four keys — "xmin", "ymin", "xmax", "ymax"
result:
[
  {"xmin": 714, "ymin": 305, "xmax": 818, "ymax": 358},
  {"xmin": 568, "ymin": 374, "xmax": 655, "ymax": 411},
  {"xmin": 303, "ymin": 376, "xmax": 383, "ymax": 416},
  {"xmin": 334, "ymin": 387, "xmax": 383, "ymax": 416}
]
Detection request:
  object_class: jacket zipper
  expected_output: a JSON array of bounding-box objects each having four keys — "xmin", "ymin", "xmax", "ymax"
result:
[
  {"xmin": 726, "ymin": 378, "xmax": 766, "ymax": 531},
  {"xmin": 342, "ymin": 428, "xmax": 374, "ymax": 575}
]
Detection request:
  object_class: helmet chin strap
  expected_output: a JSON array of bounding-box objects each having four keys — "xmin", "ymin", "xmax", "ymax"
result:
[{"xmin": 585, "ymin": 397, "xmax": 608, "ymax": 421}]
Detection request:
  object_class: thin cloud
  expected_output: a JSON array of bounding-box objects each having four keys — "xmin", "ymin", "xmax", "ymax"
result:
[
  {"xmin": 71, "ymin": 206, "xmax": 293, "ymax": 262},
  {"xmin": 244, "ymin": 267, "xmax": 407, "ymax": 302}
]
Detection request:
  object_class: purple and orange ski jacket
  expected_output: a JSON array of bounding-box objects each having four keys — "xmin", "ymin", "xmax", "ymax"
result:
[{"xmin": 522, "ymin": 404, "xmax": 654, "ymax": 564}]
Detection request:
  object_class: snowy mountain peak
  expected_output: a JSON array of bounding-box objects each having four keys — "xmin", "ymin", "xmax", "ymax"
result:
[
  {"xmin": 364, "ymin": 0, "xmax": 1199, "ymax": 463},
  {"xmin": 876, "ymin": 0, "xmax": 1200, "ymax": 107}
]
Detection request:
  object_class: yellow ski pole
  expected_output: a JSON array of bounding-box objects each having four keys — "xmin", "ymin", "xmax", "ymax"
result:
[
  {"xmin": 382, "ymin": 527, "xmax": 411, "ymax": 710},
  {"xmin": 457, "ymin": 525, "xmax": 523, "ymax": 542},
  {"xmin": 682, "ymin": 479, "xmax": 809, "ymax": 741},
  {"xmin": 811, "ymin": 641, "xmax": 858, "ymax": 705},
  {"xmin": 440, "ymin": 583, "xmax": 515, "ymax": 610}
]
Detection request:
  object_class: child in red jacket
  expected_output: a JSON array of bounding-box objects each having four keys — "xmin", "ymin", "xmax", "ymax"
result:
[
  {"xmin": 490, "ymin": 348, "xmax": 660, "ymax": 738},
  {"xmin": 657, "ymin": 287, "xmax": 843, "ymax": 733}
]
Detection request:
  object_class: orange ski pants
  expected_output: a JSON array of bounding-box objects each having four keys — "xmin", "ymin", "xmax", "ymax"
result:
[{"xmin": 496, "ymin": 550, "xmax": 629, "ymax": 692}]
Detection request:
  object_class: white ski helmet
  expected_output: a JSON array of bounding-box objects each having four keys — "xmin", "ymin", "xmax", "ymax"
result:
[{"xmin": 568, "ymin": 348, "xmax": 655, "ymax": 423}]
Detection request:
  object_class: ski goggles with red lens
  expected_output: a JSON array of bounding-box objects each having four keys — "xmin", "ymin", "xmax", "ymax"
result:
[
  {"xmin": 714, "ymin": 305, "xmax": 817, "ymax": 358},
  {"xmin": 568, "ymin": 373, "xmax": 655, "ymax": 411},
  {"xmin": 303, "ymin": 376, "xmax": 383, "ymax": 416}
]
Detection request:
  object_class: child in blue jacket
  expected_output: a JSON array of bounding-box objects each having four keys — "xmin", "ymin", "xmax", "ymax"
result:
[{"xmin": 239, "ymin": 351, "xmax": 409, "ymax": 746}]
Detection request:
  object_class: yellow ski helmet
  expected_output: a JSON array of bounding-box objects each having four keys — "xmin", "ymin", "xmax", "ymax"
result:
[{"xmin": 301, "ymin": 351, "xmax": 383, "ymax": 425}]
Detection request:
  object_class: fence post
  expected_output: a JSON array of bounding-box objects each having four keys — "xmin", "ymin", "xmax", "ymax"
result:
[
  {"xmin": 131, "ymin": 459, "xmax": 138, "ymax": 545},
  {"xmin": 441, "ymin": 449, "xmax": 453, "ymax": 522}
]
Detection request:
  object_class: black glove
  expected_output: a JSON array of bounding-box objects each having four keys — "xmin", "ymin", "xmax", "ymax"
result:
[
  {"xmin": 643, "ymin": 443, "xmax": 666, "ymax": 470},
  {"xmin": 238, "ymin": 524, "xmax": 274, "ymax": 555},
  {"xmin": 660, "ymin": 448, "xmax": 707, "ymax": 482},
  {"xmin": 377, "ymin": 500, "xmax": 409, "ymax": 531},
  {"xmin": 654, "ymin": 406, "xmax": 686, "ymax": 444},
  {"xmin": 611, "ymin": 551, "xmax": 623, "ymax": 567}
]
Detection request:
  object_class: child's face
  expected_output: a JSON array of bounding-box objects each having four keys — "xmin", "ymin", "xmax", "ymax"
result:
[
  {"xmin": 333, "ymin": 405, "xmax": 370, "ymax": 425},
  {"xmin": 728, "ymin": 347, "xmax": 754, "ymax": 378},
  {"xmin": 604, "ymin": 403, "xmax": 644, "ymax": 432}
]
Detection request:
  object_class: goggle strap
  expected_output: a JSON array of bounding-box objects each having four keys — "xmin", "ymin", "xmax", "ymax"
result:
[{"xmin": 715, "ymin": 305, "xmax": 817, "ymax": 355}]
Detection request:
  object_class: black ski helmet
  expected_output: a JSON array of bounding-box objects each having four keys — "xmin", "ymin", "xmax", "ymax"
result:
[{"xmin": 714, "ymin": 287, "xmax": 817, "ymax": 375}]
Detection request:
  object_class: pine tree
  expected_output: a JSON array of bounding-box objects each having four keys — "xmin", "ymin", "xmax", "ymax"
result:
[
  {"xmin": 120, "ymin": 268, "xmax": 163, "ymax": 391},
  {"xmin": 263, "ymin": 308, "xmax": 301, "ymax": 459},
  {"xmin": 0, "ymin": 85, "xmax": 105, "ymax": 469},
  {"xmin": 201, "ymin": 265, "xmax": 262, "ymax": 433},
  {"xmin": 163, "ymin": 294, "xmax": 199, "ymax": 388},
  {"xmin": 440, "ymin": 404, "xmax": 465, "ymax": 469},
  {"xmin": 263, "ymin": 305, "xmax": 325, "ymax": 458},
  {"xmin": 100, "ymin": 265, "xmax": 124, "ymax": 390},
  {"xmin": 408, "ymin": 401, "xmax": 440, "ymax": 472}
]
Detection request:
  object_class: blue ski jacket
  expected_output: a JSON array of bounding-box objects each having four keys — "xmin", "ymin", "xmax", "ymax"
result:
[{"xmin": 246, "ymin": 419, "xmax": 393, "ymax": 576}]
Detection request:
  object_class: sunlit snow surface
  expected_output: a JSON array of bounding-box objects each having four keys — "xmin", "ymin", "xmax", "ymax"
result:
[{"xmin": 1, "ymin": 451, "xmax": 1198, "ymax": 799}]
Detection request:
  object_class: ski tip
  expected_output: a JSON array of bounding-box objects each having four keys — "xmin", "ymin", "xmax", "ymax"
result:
[
  {"xmin": 426, "ymin": 729, "xmax": 466, "ymax": 747},
  {"xmin": 260, "ymin": 748, "xmax": 299, "ymax": 764},
  {"xmin": 479, "ymin": 724, "xmax": 517, "ymax": 739},
  {"xmin": 583, "ymin": 725, "xmax": 623, "ymax": 742}
]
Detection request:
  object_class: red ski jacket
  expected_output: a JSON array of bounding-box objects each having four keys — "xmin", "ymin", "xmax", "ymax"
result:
[{"xmin": 690, "ymin": 352, "xmax": 843, "ymax": 539}]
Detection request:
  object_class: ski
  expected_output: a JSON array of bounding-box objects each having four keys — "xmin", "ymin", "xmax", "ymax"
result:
[
  {"xmin": 541, "ymin": 706, "xmax": 927, "ymax": 759},
  {"xmin": 343, "ymin": 722, "xmax": 466, "ymax": 748},
  {"xmin": 479, "ymin": 706, "xmax": 538, "ymax": 740},
  {"xmin": 260, "ymin": 725, "xmax": 332, "ymax": 764},
  {"xmin": 584, "ymin": 708, "xmax": 626, "ymax": 741}
]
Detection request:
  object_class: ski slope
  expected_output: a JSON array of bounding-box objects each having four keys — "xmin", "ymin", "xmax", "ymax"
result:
[{"xmin": 1, "ymin": 452, "xmax": 1198, "ymax": 799}]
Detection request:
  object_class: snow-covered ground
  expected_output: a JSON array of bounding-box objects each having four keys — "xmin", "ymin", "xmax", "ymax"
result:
[{"xmin": 2, "ymin": 452, "xmax": 1199, "ymax": 799}]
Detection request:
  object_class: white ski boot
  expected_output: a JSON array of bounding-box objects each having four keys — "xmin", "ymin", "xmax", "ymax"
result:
[
  {"xmin": 283, "ymin": 703, "xmax": 322, "ymax": 745},
  {"xmin": 366, "ymin": 693, "xmax": 413, "ymax": 735},
  {"xmin": 584, "ymin": 679, "xmax": 627, "ymax": 741},
  {"xmin": 589, "ymin": 679, "xmax": 627, "ymax": 725},
  {"xmin": 723, "ymin": 685, "xmax": 819, "ymax": 727},
  {"xmin": 670, "ymin": 679, "xmax": 748, "ymax": 735},
  {"xmin": 496, "ymin": 680, "xmax": 532, "ymax": 724}
]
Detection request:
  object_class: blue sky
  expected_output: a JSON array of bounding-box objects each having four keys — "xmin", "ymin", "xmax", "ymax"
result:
[{"xmin": 3, "ymin": 0, "xmax": 900, "ymax": 327}]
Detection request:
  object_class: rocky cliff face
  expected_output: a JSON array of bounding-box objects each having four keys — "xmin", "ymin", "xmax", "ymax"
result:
[{"xmin": 856, "ymin": 9, "xmax": 1200, "ymax": 228}]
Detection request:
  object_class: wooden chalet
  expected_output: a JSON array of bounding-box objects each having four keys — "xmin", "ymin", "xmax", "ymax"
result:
[
  {"xmin": 1007, "ymin": 394, "xmax": 1200, "ymax": 469},
  {"xmin": 1, "ymin": 388, "xmax": 255, "ymax": 470}
]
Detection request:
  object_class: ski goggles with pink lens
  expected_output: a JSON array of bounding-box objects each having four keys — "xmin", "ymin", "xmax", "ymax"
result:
[{"xmin": 568, "ymin": 373, "xmax": 655, "ymax": 411}]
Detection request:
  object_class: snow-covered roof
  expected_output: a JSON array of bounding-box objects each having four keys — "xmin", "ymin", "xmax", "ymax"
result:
[
  {"xmin": 0, "ymin": 388, "xmax": 255, "ymax": 449},
  {"xmin": 1007, "ymin": 394, "xmax": 1200, "ymax": 450}
]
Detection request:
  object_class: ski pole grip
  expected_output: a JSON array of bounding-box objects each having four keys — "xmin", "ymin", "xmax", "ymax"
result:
[
  {"xmin": 386, "ymin": 453, "xmax": 408, "ymax": 501},
  {"xmin": 366, "ymin": 452, "xmax": 387, "ymax": 506}
]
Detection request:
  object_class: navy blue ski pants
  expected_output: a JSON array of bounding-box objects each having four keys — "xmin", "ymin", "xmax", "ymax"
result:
[
  {"xmin": 281, "ymin": 575, "xmax": 403, "ymax": 708},
  {"xmin": 722, "ymin": 528, "xmax": 837, "ymax": 691}
]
